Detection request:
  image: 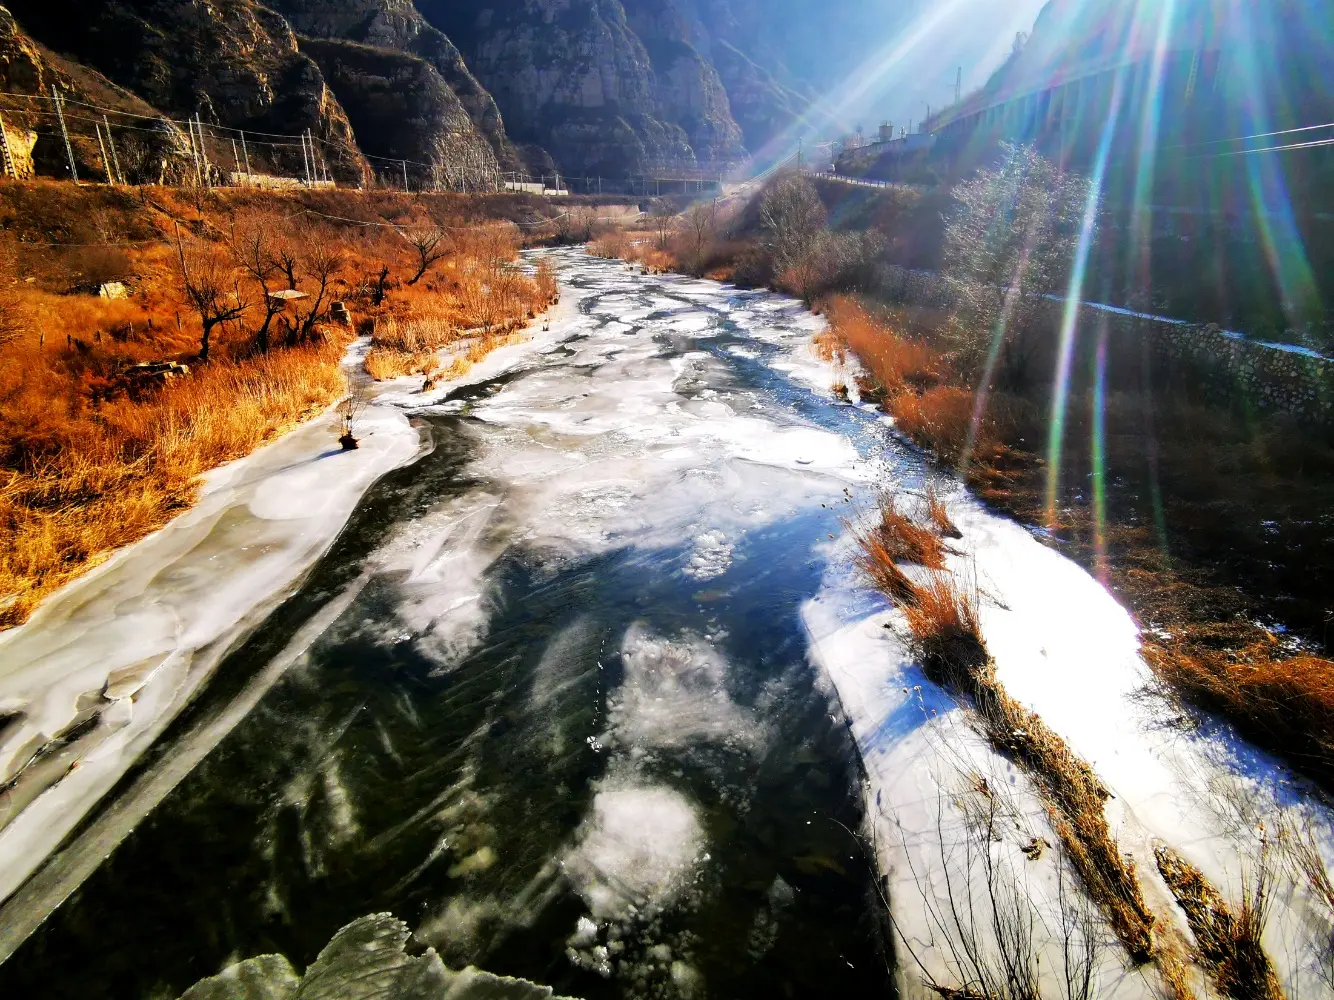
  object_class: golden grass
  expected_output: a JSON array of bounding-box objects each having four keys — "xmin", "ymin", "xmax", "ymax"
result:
[
  {"xmin": 861, "ymin": 497, "xmax": 1158, "ymax": 965},
  {"xmin": 0, "ymin": 338, "xmax": 348, "ymax": 627},
  {"xmin": 826, "ymin": 296, "xmax": 939, "ymax": 395},
  {"xmin": 875, "ymin": 497, "xmax": 947, "ymax": 569},
  {"xmin": 1143, "ymin": 638, "xmax": 1334, "ymax": 759},
  {"xmin": 363, "ymin": 225, "xmax": 550, "ymax": 383},
  {"xmin": 0, "ymin": 185, "xmax": 560, "ymax": 630},
  {"xmin": 927, "ymin": 486, "xmax": 961, "ymax": 539},
  {"xmin": 1154, "ymin": 846, "xmax": 1285, "ymax": 1000}
]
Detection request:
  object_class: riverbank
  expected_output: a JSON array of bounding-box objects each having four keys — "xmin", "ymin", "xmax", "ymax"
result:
[
  {"xmin": 0, "ymin": 182, "xmax": 576, "ymax": 632},
  {"xmin": 0, "ymin": 294, "xmax": 576, "ymax": 960},
  {"xmin": 598, "ymin": 170, "xmax": 1334, "ymax": 805}
]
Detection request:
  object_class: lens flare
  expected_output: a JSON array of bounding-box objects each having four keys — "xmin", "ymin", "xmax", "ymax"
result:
[{"xmin": 1044, "ymin": 68, "xmax": 1131, "ymax": 525}]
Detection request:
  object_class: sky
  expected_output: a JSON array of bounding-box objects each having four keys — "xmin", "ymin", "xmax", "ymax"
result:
[{"xmin": 799, "ymin": 0, "xmax": 1052, "ymax": 150}]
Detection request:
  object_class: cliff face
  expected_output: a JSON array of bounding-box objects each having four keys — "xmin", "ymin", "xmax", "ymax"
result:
[
  {"xmin": 301, "ymin": 37, "xmax": 500, "ymax": 187},
  {"xmin": 2, "ymin": 0, "xmax": 370, "ymax": 182},
  {"xmin": 0, "ymin": 4, "xmax": 193, "ymax": 183},
  {"xmin": 1, "ymin": 0, "xmax": 849, "ymax": 183},
  {"xmin": 268, "ymin": 0, "xmax": 521, "ymax": 172}
]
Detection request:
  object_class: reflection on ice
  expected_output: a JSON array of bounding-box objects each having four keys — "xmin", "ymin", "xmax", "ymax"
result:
[{"xmin": 562, "ymin": 781, "xmax": 705, "ymax": 923}]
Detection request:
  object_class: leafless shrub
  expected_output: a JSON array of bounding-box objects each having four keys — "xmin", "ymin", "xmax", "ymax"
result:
[
  {"xmin": 885, "ymin": 764, "xmax": 1105, "ymax": 1000},
  {"xmin": 402, "ymin": 222, "xmax": 452, "ymax": 285},
  {"xmin": 180, "ymin": 242, "xmax": 248, "ymax": 362},
  {"xmin": 940, "ymin": 144, "xmax": 1090, "ymax": 382},
  {"xmin": 759, "ymin": 172, "xmax": 827, "ymax": 275}
]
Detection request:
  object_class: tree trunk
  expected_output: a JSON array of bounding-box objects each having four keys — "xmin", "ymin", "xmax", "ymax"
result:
[{"xmin": 200, "ymin": 320, "xmax": 214, "ymax": 361}]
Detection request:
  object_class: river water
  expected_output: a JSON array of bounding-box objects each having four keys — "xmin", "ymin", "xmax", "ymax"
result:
[
  {"xmin": 0, "ymin": 250, "xmax": 903, "ymax": 999},
  {"xmin": 5, "ymin": 250, "xmax": 1332, "ymax": 1000}
]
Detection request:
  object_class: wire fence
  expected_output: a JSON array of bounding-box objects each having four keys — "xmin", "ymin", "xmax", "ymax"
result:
[
  {"xmin": 0, "ymin": 88, "xmax": 565, "ymax": 195},
  {"xmin": 0, "ymin": 88, "xmax": 750, "ymax": 199}
]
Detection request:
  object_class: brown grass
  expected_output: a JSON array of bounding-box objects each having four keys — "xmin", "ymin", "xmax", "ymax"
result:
[
  {"xmin": 862, "ymin": 498, "xmax": 1157, "ymax": 965},
  {"xmin": 0, "ymin": 182, "xmax": 561, "ymax": 629},
  {"xmin": 876, "ymin": 497, "xmax": 948, "ymax": 569},
  {"xmin": 1143, "ymin": 638, "xmax": 1334, "ymax": 764},
  {"xmin": 0, "ymin": 339, "xmax": 348, "ymax": 627},
  {"xmin": 363, "ymin": 224, "xmax": 551, "ymax": 383},
  {"xmin": 821, "ymin": 291, "xmax": 1334, "ymax": 802},
  {"xmin": 927, "ymin": 487, "xmax": 961, "ymax": 539},
  {"xmin": 1154, "ymin": 846, "xmax": 1285, "ymax": 1000},
  {"xmin": 826, "ymin": 296, "xmax": 939, "ymax": 395}
]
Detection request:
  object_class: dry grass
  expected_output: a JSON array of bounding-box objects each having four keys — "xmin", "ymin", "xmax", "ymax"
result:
[
  {"xmin": 927, "ymin": 487, "xmax": 962, "ymax": 539},
  {"xmin": 363, "ymin": 224, "xmax": 551, "ymax": 383},
  {"xmin": 876, "ymin": 497, "xmax": 948, "ymax": 569},
  {"xmin": 826, "ymin": 296, "xmax": 940, "ymax": 395},
  {"xmin": 822, "ymin": 293, "xmax": 1334, "ymax": 800},
  {"xmin": 1142, "ymin": 638, "xmax": 1334, "ymax": 766},
  {"xmin": 1154, "ymin": 846, "xmax": 1285, "ymax": 1000},
  {"xmin": 861, "ymin": 497, "xmax": 1157, "ymax": 965},
  {"xmin": 0, "ymin": 338, "xmax": 348, "ymax": 627},
  {"xmin": 0, "ymin": 182, "xmax": 561, "ymax": 630}
]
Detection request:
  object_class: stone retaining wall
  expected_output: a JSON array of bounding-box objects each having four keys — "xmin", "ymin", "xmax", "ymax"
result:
[{"xmin": 871, "ymin": 264, "xmax": 1334, "ymax": 427}]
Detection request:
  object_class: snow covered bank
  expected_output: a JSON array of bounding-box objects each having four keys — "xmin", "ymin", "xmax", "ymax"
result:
[
  {"xmin": 805, "ymin": 443, "xmax": 1334, "ymax": 996},
  {"xmin": 0, "ymin": 345, "xmax": 421, "ymax": 909}
]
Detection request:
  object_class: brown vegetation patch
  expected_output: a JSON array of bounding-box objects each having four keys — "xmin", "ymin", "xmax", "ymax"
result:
[
  {"xmin": 927, "ymin": 487, "xmax": 961, "ymax": 539},
  {"xmin": 0, "ymin": 182, "xmax": 561, "ymax": 629},
  {"xmin": 1154, "ymin": 846, "xmax": 1285, "ymax": 1000},
  {"xmin": 863, "ymin": 500, "xmax": 1156, "ymax": 964}
]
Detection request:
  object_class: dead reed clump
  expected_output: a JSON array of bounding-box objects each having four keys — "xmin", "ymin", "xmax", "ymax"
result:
[
  {"xmin": 1154, "ymin": 846, "xmax": 1285, "ymax": 1000},
  {"xmin": 859, "ymin": 498, "xmax": 1157, "ymax": 965},
  {"xmin": 927, "ymin": 486, "xmax": 962, "ymax": 539},
  {"xmin": 877, "ymin": 497, "xmax": 948, "ymax": 569},
  {"xmin": 826, "ymin": 296, "xmax": 940, "ymax": 395},
  {"xmin": 1142, "ymin": 638, "xmax": 1334, "ymax": 771}
]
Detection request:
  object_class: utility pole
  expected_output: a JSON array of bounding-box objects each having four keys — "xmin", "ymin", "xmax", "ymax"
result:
[
  {"xmin": 240, "ymin": 131, "xmax": 251, "ymax": 177},
  {"xmin": 0, "ymin": 113, "xmax": 15, "ymax": 179},
  {"xmin": 104, "ymin": 115, "xmax": 123, "ymax": 184},
  {"xmin": 231, "ymin": 137, "xmax": 240, "ymax": 177},
  {"xmin": 95, "ymin": 122, "xmax": 114, "ymax": 184},
  {"xmin": 300, "ymin": 131, "xmax": 311, "ymax": 185},
  {"xmin": 956, "ymin": 66, "xmax": 962, "ymax": 105},
  {"xmin": 52, "ymin": 87, "xmax": 77, "ymax": 182},
  {"xmin": 196, "ymin": 117, "xmax": 212, "ymax": 186},
  {"xmin": 401, "ymin": 159, "xmax": 409, "ymax": 192},
  {"xmin": 797, "ymin": 136, "xmax": 803, "ymax": 170},
  {"xmin": 186, "ymin": 116, "xmax": 202, "ymax": 186}
]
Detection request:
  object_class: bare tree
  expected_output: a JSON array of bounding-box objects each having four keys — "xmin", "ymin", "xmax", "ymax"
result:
[
  {"xmin": 291, "ymin": 232, "xmax": 345, "ymax": 344},
  {"xmin": 681, "ymin": 202, "xmax": 716, "ymax": 276},
  {"xmin": 940, "ymin": 143, "xmax": 1090, "ymax": 381},
  {"xmin": 759, "ymin": 172, "xmax": 827, "ymax": 275},
  {"xmin": 650, "ymin": 199, "xmax": 676, "ymax": 250},
  {"xmin": 181, "ymin": 243, "xmax": 247, "ymax": 362},
  {"xmin": 229, "ymin": 213, "xmax": 285, "ymax": 353},
  {"xmin": 401, "ymin": 223, "xmax": 452, "ymax": 285}
]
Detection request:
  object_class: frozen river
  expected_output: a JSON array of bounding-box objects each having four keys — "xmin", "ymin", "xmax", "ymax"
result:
[{"xmin": 1, "ymin": 250, "xmax": 1331, "ymax": 999}]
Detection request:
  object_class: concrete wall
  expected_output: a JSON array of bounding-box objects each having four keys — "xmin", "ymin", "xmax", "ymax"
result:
[{"xmin": 871, "ymin": 264, "xmax": 1334, "ymax": 427}]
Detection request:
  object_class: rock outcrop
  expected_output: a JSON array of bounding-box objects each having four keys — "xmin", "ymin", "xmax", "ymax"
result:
[
  {"xmin": 268, "ymin": 0, "xmax": 521, "ymax": 172},
  {"xmin": 0, "ymin": 4, "xmax": 193, "ymax": 183},
  {"xmin": 418, "ymin": 0, "xmax": 738, "ymax": 176},
  {"xmin": 2, "ymin": 0, "xmax": 370, "ymax": 182},
  {"xmin": 1, "ymin": 0, "xmax": 851, "ymax": 182},
  {"xmin": 300, "ymin": 37, "xmax": 499, "ymax": 188}
]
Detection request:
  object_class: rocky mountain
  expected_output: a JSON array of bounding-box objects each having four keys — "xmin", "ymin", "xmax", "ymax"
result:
[{"xmin": 0, "ymin": 0, "xmax": 898, "ymax": 183}]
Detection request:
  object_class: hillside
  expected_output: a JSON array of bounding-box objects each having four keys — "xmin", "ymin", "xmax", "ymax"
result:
[{"xmin": 2, "ymin": 0, "xmax": 1004, "ymax": 182}]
